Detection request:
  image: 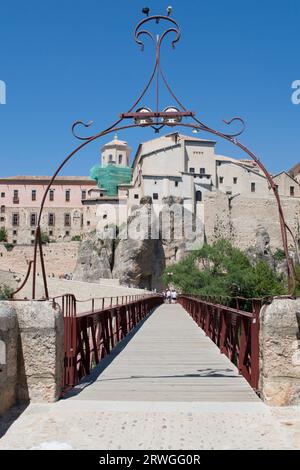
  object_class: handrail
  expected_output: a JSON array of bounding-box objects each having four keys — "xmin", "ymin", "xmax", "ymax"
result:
[{"xmin": 178, "ymin": 295, "xmax": 260, "ymax": 391}]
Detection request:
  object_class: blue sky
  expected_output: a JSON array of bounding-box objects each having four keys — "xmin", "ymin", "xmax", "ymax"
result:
[{"xmin": 0, "ymin": 0, "xmax": 299, "ymax": 177}]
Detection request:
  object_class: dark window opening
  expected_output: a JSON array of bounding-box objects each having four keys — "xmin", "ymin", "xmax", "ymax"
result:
[
  {"xmin": 290, "ymin": 186, "xmax": 295, "ymax": 196},
  {"xmin": 49, "ymin": 190, "xmax": 54, "ymax": 201},
  {"xmin": 32, "ymin": 190, "xmax": 36, "ymax": 201},
  {"xmin": 175, "ymin": 181, "xmax": 179, "ymax": 187},
  {"xmin": 48, "ymin": 213, "xmax": 55, "ymax": 226},
  {"xmin": 12, "ymin": 213, "xmax": 19, "ymax": 226},
  {"xmin": 134, "ymin": 194, "xmax": 139, "ymax": 199},
  {"xmin": 189, "ymin": 167, "xmax": 195, "ymax": 173},
  {"xmin": 153, "ymin": 193, "xmax": 159, "ymax": 200},
  {"xmin": 64, "ymin": 213, "xmax": 71, "ymax": 226},
  {"xmin": 219, "ymin": 177, "xmax": 224, "ymax": 184},
  {"xmin": 1, "ymin": 205, "xmax": 5, "ymax": 213},
  {"xmin": 233, "ymin": 177, "xmax": 237, "ymax": 184},
  {"xmin": 13, "ymin": 190, "xmax": 19, "ymax": 203},
  {"xmin": 196, "ymin": 190, "xmax": 202, "ymax": 202},
  {"xmin": 81, "ymin": 190, "xmax": 86, "ymax": 200},
  {"xmin": 13, "ymin": 230, "xmax": 17, "ymax": 236},
  {"xmin": 118, "ymin": 154, "xmax": 122, "ymax": 164},
  {"xmin": 251, "ymin": 182, "xmax": 256, "ymax": 193},
  {"xmin": 1, "ymin": 192, "xmax": 5, "ymax": 197},
  {"xmin": 65, "ymin": 190, "xmax": 70, "ymax": 202},
  {"xmin": 49, "ymin": 230, "xmax": 53, "ymax": 236},
  {"xmin": 30, "ymin": 213, "xmax": 37, "ymax": 227},
  {"xmin": 200, "ymin": 168, "xmax": 206, "ymax": 175}
]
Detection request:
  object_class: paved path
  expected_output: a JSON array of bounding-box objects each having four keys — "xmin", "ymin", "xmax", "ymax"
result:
[
  {"xmin": 68, "ymin": 304, "xmax": 259, "ymax": 402},
  {"xmin": 1, "ymin": 304, "xmax": 300, "ymax": 450}
]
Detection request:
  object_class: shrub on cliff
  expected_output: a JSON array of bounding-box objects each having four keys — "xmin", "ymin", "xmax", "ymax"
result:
[{"xmin": 163, "ymin": 239, "xmax": 286, "ymax": 300}]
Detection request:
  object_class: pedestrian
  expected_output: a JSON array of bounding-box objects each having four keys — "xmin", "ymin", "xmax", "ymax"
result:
[
  {"xmin": 171, "ymin": 289, "xmax": 177, "ymax": 304},
  {"xmin": 166, "ymin": 288, "xmax": 171, "ymax": 304}
]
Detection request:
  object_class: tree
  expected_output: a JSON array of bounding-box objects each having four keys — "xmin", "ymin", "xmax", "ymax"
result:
[
  {"xmin": 163, "ymin": 240, "xmax": 286, "ymax": 304},
  {"xmin": 0, "ymin": 227, "xmax": 7, "ymax": 242},
  {"xmin": 0, "ymin": 285, "xmax": 13, "ymax": 300}
]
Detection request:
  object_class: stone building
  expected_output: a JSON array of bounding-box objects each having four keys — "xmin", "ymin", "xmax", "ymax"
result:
[{"xmin": 0, "ymin": 132, "xmax": 299, "ymax": 245}]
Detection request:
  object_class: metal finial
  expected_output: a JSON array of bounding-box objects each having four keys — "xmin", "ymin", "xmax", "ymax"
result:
[{"xmin": 142, "ymin": 7, "xmax": 150, "ymax": 17}]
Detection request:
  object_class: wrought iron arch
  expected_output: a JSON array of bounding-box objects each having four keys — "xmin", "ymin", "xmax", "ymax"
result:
[{"xmin": 12, "ymin": 10, "xmax": 296, "ymax": 299}]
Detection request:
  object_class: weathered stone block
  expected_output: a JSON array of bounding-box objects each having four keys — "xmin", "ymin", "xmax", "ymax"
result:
[{"xmin": 260, "ymin": 298, "xmax": 300, "ymax": 406}]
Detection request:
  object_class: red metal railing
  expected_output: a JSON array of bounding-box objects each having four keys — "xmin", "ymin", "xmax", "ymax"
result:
[
  {"xmin": 178, "ymin": 295, "xmax": 261, "ymax": 391},
  {"xmin": 59, "ymin": 294, "xmax": 163, "ymax": 394}
]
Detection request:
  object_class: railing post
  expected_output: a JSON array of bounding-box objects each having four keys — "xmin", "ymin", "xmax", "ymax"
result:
[{"xmin": 251, "ymin": 300, "xmax": 260, "ymax": 390}]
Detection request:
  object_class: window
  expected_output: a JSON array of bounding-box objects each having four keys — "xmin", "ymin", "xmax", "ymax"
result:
[
  {"xmin": 12, "ymin": 213, "xmax": 19, "ymax": 226},
  {"xmin": 87, "ymin": 220, "xmax": 90, "ymax": 226},
  {"xmin": 134, "ymin": 194, "xmax": 139, "ymax": 199},
  {"xmin": 103, "ymin": 214, "xmax": 107, "ymax": 219},
  {"xmin": 31, "ymin": 240, "xmax": 35, "ymax": 245},
  {"xmin": 219, "ymin": 177, "xmax": 224, "ymax": 184},
  {"xmin": 118, "ymin": 154, "xmax": 122, "ymax": 164},
  {"xmin": 1, "ymin": 192, "xmax": 5, "ymax": 197},
  {"xmin": 1, "ymin": 205, "xmax": 5, "ymax": 213},
  {"xmin": 64, "ymin": 213, "xmax": 71, "ymax": 226},
  {"xmin": 65, "ymin": 190, "xmax": 70, "ymax": 202},
  {"xmin": 13, "ymin": 230, "xmax": 17, "ymax": 236},
  {"xmin": 175, "ymin": 181, "xmax": 179, "ymax": 187},
  {"xmin": 251, "ymin": 182, "xmax": 256, "ymax": 193},
  {"xmin": 189, "ymin": 168, "xmax": 195, "ymax": 173},
  {"xmin": 81, "ymin": 190, "xmax": 86, "ymax": 200},
  {"xmin": 31, "ymin": 230, "xmax": 35, "ymax": 236},
  {"xmin": 233, "ymin": 177, "xmax": 238, "ymax": 184},
  {"xmin": 49, "ymin": 189, "xmax": 54, "ymax": 201},
  {"xmin": 48, "ymin": 213, "xmax": 55, "ymax": 226},
  {"xmin": 0, "ymin": 217, "xmax": 4, "ymax": 222},
  {"xmin": 196, "ymin": 190, "xmax": 202, "ymax": 202},
  {"xmin": 290, "ymin": 186, "xmax": 295, "ymax": 196},
  {"xmin": 31, "ymin": 189, "xmax": 36, "ymax": 201},
  {"xmin": 65, "ymin": 231, "xmax": 70, "ymax": 236},
  {"xmin": 30, "ymin": 213, "xmax": 37, "ymax": 227},
  {"xmin": 200, "ymin": 168, "xmax": 206, "ymax": 175},
  {"xmin": 49, "ymin": 230, "xmax": 53, "ymax": 236},
  {"xmin": 13, "ymin": 240, "xmax": 17, "ymax": 245},
  {"xmin": 109, "ymin": 154, "xmax": 113, "ymax": 161},
  {"xmin": 13, "ymin": 190, "xmax": 19, "ymax": 203},
  {"xmin": 153, "ymin": 193, "xmax": 159, "ymax": 200}
]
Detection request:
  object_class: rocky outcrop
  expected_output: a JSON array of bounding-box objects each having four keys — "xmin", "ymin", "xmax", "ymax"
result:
[
  {"xmin": 73, "ymin": 232, "xmax": 114, "ymax": 281},
  {"xmin": 72, "ymin": 196, "xmax": 204, "ymax": 289},
  {"xmin": 113, "ymin": 199, "xmax": 165, "ymax": 290}
]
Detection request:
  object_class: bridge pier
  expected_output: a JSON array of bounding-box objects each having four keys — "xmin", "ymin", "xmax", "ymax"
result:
[{"xmin": 259, "ymin": 298, "xmax": 300, "ymax": 406}]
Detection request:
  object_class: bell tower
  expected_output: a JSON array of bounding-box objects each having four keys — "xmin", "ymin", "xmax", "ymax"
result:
[{"xmin": 101, "ymin": 134, "xmax": 131, "ymax": 167}]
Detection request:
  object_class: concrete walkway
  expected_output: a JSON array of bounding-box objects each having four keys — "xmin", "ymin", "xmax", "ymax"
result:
[{"xmin": 1, "ymin": 304, "xmax": 300, "ymax": 450}]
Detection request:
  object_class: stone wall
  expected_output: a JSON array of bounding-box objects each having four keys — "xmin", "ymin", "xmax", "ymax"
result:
[
  {"xmin": 203, "ymin": 191, "xmax": 300, "ymax": 252},
  {"xmin": 259, "ymin": 298, "xmax": 300, "ymax": 406},
  {"xmin": 0, "ymin": 301, "xmax": 63, "ymax": 415},
  {"xmin": 0, "ymin": 241, "xmax": 79, "ymax": 277}
]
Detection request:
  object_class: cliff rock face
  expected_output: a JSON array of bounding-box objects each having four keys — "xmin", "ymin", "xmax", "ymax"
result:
[
  {"xmin": 113, "ymin": 200, "xmax": 165, "ymax": 290},
  {"xmin": 72, "ymin": 196, "xmax": 204, "ymax": 289},
  {"xmin": 72, "ymin": 233, "xmax": 114, "ymax": 281}
]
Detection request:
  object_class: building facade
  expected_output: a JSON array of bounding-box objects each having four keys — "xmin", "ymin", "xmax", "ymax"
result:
[{"xmin": 0, "ymin": 133, "xmax": 299, "ymax": 245}]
